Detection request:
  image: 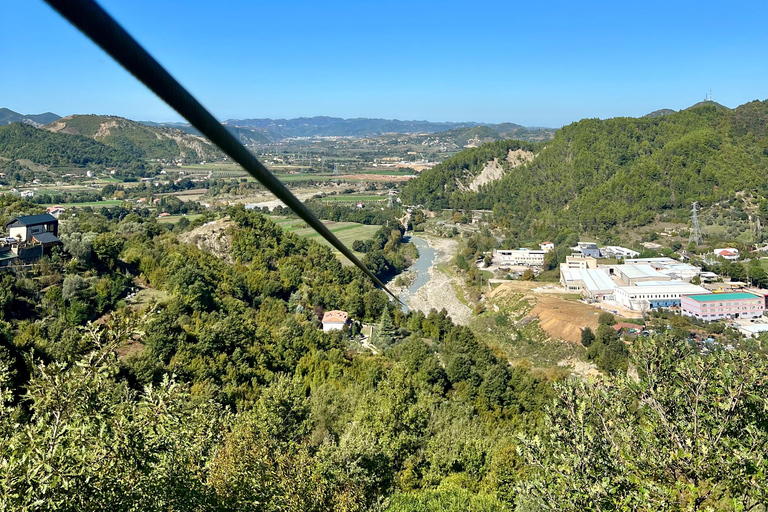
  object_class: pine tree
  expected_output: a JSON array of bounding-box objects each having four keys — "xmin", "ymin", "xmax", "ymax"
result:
[{"xmin": 372, "ymin": 307, "xmax": 395, "ymax": 349}]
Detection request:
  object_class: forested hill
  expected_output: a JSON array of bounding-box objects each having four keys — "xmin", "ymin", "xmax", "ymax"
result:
[
  {"xmin": 45, "ymin": 114, "xmax": 224, "ymax": 162},
  {"xmin": 0, "ymin": 122, "xmax": 137, "ymax": 166},
  {"xmin": 403, "ymin": 99, "xmax": 768, "ymax": 234},
  {"xmin": 400, "ymin": 139, "xmax": 536, "ymax": 208}
]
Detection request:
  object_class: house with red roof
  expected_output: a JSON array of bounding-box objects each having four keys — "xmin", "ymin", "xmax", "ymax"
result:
[{"xmin": 322, "ymin": 310, "xmax": 349, "ymax": 332}]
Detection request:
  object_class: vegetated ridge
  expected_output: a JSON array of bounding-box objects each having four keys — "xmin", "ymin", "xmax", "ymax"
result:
[
  {"xmin": 0, "ymin": 122, "xmax": 137, "ymax": 167},
  {"xmin": 45, "ymin": 114, "xmax": 225, "ymax": 162},
  {"xmin": 403, "ymin": 99, "xmax": 768, "ymax": 235}
]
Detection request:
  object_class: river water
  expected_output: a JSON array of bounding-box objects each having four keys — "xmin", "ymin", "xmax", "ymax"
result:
[{"xmin": 397, "ymin": 234, "xmax": 435, "ymax": 311}]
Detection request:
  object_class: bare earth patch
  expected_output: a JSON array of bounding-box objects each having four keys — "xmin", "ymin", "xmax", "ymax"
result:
[
  {"xmin": 490, "ymin": 281, "xmax": 600, "ymax": 343},
  {"xmin": 178, "ymin": 218, "xmax": 235, "ymax": 262}
]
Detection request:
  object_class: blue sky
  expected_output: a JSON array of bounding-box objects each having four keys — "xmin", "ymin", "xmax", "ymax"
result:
[{"xmin": 2, "ymin": 0, "xmax": 766, "ymax": 127}]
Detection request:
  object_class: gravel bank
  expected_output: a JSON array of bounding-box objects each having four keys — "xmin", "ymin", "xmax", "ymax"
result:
[{"xmin": 407, "ymin": 236, "xmax": 473, "ymax": 326}]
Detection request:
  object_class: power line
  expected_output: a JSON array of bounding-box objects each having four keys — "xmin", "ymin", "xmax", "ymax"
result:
[
  {"xmin": 43, "ymin": 0, "xmax": 401, "ymax": 304},
  {"xmin": 689, "ymin": 201, "xmax": 704, "ymax": 246}
]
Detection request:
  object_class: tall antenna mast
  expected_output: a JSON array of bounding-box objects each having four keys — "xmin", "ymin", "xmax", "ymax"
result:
[{"xmin": 689, "ymin": 201, "xmax": 704, "ymax": 246}]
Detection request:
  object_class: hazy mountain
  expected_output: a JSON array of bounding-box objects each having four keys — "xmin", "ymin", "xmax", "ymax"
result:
[
  {"xmin": 0, "ymin": 108, "xmax": 61, "ymax": 128},
  {"xmin": 221, "ymin": 116, "xmax": 556, "ymax": 140}
]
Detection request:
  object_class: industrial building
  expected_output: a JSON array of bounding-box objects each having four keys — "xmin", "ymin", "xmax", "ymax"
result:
[
  {"xmin": 560, "ymin": 265, "xmax": 615, "ymax": 300},
  {"xmin": 601, "ymin": 246, "xmax": 640, "ymax": 258},
  {"xmin": 614, "ymin": 282, "xmax": 710, "ymax": 310},
  {"xmin": 564, "ymin": 255, "xmax": 597, "ymax": 269},
  {"xmin": 493, "ymin": 248, "xmax": 546, "ymax": 267},
  {"xmin": 611, "ymin": 264, "xmax": 671, "ymax": 286},
  {"xmin": 681, "ymin": 293, "xmax": 764, "ymax": 320},
  {"xmin": 623, "ymin": 257, "xmax": 701, "ymax": 282},
  {"xmin": 571, "ymin": 242, "xmax": 601, "ymax": 258}
]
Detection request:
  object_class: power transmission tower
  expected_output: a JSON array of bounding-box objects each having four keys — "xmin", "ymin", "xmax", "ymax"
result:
[{"xmin": 689, "ymin": 201, "xmax": 704, "ymax": 246}]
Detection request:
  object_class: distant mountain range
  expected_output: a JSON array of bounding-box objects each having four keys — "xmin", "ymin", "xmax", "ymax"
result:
[
  {"xmin": 0, "ymin": 108, "xmax": 61, "ymax": 128},
  {"xmin": 220, "ymin": 116, "xmax": 556, "ymax": 141}
]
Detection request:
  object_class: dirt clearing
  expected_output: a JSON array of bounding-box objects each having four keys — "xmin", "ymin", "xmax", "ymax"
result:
[{"xmin": 490, "ymin": 281, "xmax": 600, "ymax": 343}]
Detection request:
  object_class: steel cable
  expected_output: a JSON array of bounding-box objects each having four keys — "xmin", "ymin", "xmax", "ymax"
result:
[{"xmin": 43, "ymin": 0, "xmax": 402, "ymax": 303}]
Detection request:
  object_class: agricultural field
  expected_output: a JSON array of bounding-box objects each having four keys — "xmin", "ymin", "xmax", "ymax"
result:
[
  {"xmin": 269, "ymin": 215, "xmax": 380, "ymax": 264},
  {"xmin": 157, "ymin": 214, "xmax": 205, "ymax": 224},
  {"xmin": 317, "ymin": 194, "xmax": 386, "ymax": 203}
]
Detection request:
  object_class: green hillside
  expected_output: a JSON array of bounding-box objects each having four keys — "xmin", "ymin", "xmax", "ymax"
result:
[
  {"xmin": 404, "ymin": 100, "xmax": 768, "ymax": 236},
  {"xmin": 0, "ymin": 122, "xmax": 136, "ymax": 166},
  {"xmin": 46, "ymin": 114, "xmax": 224, "ymax": 162}
]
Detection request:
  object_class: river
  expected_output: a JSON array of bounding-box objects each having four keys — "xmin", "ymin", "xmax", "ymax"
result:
[{"xmin": 397, "ymin": 234, "xmax": 435, "ymax": 311}]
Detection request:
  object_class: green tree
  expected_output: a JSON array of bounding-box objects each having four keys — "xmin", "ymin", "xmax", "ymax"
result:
[
  {"xmin": 580, "ymin": 326, "xmax": 595, "ymax": 347},
  {"xmin": 517, "ymin": 335, "xmax": 768, "ymax": 511},
  {"xmin": 92, "ymin": 232, "xmax": 125, "ymax": 268},
  {"xmin": 598, "ymin": 312, "xmax": 616, "ymax": 326}
]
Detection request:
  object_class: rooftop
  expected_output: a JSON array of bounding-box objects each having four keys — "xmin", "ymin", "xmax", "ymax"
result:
[
  {"xmin": 614, "ymin": 264, "xmax": 668, "ymax": 280},
  {"xmin": 685, "ymin": 293, "xmax": 760, "ymax": 303},
  {"xmin": 5, "ymin": 213, "xmax": 57, "ymax": 227},
  {"xmin": 31, "ymin": 233, "xmax": 61, "ymax": 244},
  {"xmin": 322, "ymin": 310, "xmax": 349, "ymax": 323}
]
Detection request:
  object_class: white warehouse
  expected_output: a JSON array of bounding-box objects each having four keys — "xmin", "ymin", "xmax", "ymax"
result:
[
  {"xmin": 614, "ymin": 282, "xmax": 710, "ymax": 310},
  {"xmin": 560, "ymin": 265, "xmax": 616, "ymax": 300},
  {"xmin": 493, "ymin": 248, "xmax": 547, "ymax": 266}
]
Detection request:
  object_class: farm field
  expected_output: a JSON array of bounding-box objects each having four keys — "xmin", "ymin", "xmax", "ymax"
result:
[
  {"xmin": 40, "ymin": 200, "xmax": 124, "ymax": 208},
  {"xmin": 157, "ymin": 214, "xmax": 205, "ymax": 224},
  {"xmin": 317, "ymin": 194, "xmax": 386, "ymax": 203},
  {"xmin": 269, "ymin": 215, "xmax": 380, "ymax": 264}
]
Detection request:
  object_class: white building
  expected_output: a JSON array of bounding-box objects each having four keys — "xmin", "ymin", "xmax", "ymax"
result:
[
  {"xmin": 322, "ymin": 310, "xmax": 349, "ymax": 332},
  {"xmin": 571, "ymin": 242, "xmax": 601, "ymax": 258},
  {"xmin": 601, "ymin": 246, "xmax": 640, "ymax": 258},
  {"xmin": 714, "ymin": 248, "xmax": 740, "ymax": 261},
  {"xmin": 565, "ymin": 255, "xmax": 598, "ymax": 269},
  {"xmin": 493, "ymin": 248, "xmax": 547, "ymax": 266},
  {"xmin": 560, "ymin": 265, "xmax": 616, "ymax": 300},
  {"xmin": 612, "ymin": 264, "xmax": 671, "ymax": 286},
  {"xmin": 614, "ymin": 282, "xmax": 710, "ymax": 310},
  {"xmin": 540, "ymin": 242, "xmax": 554, "ymax": 252},
  {"xmin": 623, "ymin": 257, "xmax": 702, "ymax": 282}
]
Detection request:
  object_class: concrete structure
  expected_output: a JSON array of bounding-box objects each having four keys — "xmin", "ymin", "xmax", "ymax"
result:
[
  {"xmin": 612, "ymin": 264, "xmax": 671, "ymax": 286},
  {"xmin": 601, "ymin": 246, "xmax": 640, "ymax": 259},
  {"xmin": 621, "ymin": 257, "xmax": 701, "ymax": 282},
  {"xmin": 744, "ymin": 288, "xmax": 768, "ymax": 309},
  {"xmin": 322, "ymin": 310, "xmax": 350, "ymax": 332},
  {"xmin": 6, "ymin": 214, "xmax": 58, "ymax": 243},
  {"xmin": 560, "ymin": 265, "xmax": 615, "ymax": 299},
  {"xmin": 681, "ymin": 292, "xmax": 764, "ymax": 320},
  {"xmin": 614, "ymin": 282, "xmax": 710, "ymax": 310},
  {"xmin": 571, "ymin": 242, "xmax": 601, "ymax": 258},
  {"xmin": 714, "ymin": 248, "xmax": 740, "ymax": 261},
  {"xmin": 493, "ymin": 248, "xmax": 546, "ymax": 267},
  {"xmin": 564, "ymin": 255, "xmax": 598, "ymax": 270}
]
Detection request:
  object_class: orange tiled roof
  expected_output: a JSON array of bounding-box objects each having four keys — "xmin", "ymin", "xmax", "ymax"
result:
[{"xmin": 322, "ymin": 310, "xmax": 349, "ymax": 323}]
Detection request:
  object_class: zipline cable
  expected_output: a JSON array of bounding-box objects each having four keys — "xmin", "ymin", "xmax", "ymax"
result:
[{"xmin": 43, "ymin": 0, "xmax": 403, "ymax": 304}]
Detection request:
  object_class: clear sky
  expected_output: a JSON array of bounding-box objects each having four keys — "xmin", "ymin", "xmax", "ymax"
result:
[{"xmin": 2, "ymin": 0, "xmax": 766, "ymax": 127}]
